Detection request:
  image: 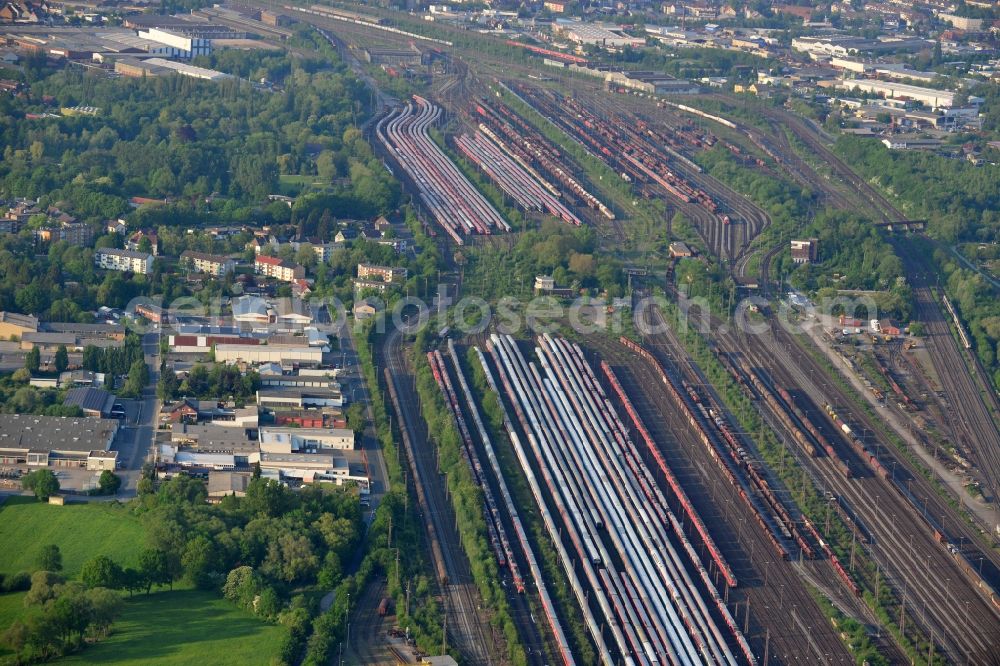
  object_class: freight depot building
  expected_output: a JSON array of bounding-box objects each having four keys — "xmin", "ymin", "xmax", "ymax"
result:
[
  {"xmin": 0, "ymin": 414, "xmax": 119, "ymax": 470},
  {"xmin": 362, "ymin": 46, "xmax": 421, "ymax": 66}
]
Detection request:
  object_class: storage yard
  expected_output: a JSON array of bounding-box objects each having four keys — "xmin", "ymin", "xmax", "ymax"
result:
[
  {"xmin": 376, "ymin": 96, "xmax": 510, "ymax": 244},
  {"xmin": 483, "ymin": 333, "xmax": 753, "ymax": 665}
]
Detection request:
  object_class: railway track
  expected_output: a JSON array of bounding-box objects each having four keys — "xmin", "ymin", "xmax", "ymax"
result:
[
  {"xmin": 485, "ymin": 333, "xmax": 752, "ymax": 665},
  {"xmin": 720, "ymin": 103, "xmax": 1000, "ymax": 569},
  {"xmin": 649, "ymin": 283, "xmax": 1000, "ymax": 662},
  {"xmin": 429, "ymin": 343, "xmax": 556, "ymax": 665},
  {"xmin": 383, "ymin": 327, "xmax": 499, "ymax": 665},
  {"xmin": 736, "ymin": 318, "xmax": 1000, "ymax": 662},
  {"xmin": 586, "ymin": 334, "xmax": 859, "ymax": 664},
  {"xmin": 891, "ymin": 238, "xmax": 1000, "ymax": 515}
]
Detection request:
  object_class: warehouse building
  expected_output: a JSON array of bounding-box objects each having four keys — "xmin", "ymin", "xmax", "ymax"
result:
[
  {"xmin": 136, "ymin": 27, "xmax": 211, "ymax": 58},
  {"xmin": 259, "ymin": 427, "xmax": 355, "ymax": 453},
  {"xmin": 63, "ymin": 387, "xmax": 116, "ymax": 418},
  {"xmin": 0, "ymin": 311, "xmax": 38, "ymax": 339},
  {"xmin": 557, "ymin": 22, "xmax": 645, "ymax": 48},
  {"xmin": 215, "ymin": 344, "xmax": 323, "ymax": 366},
  {"xmin": 832, "ymin": 78, "xmax": 980, "ymax": 110},
  {"xmin": 257, "ymin": 387, "xmax": 344, "ymax": 409},
  {"xmin": 605, "ymin": 70, "xmax": 700, "ymax": 95},
  {"xmin": 362, "ymin": 46, "xmax": 421, "ymax": 66},
  {"xmin": 115, "ymin": 57, "xmax": 232, "ymax": 81},
  {"xmin": 0, "ymin": 414, "xmax": 119, "ymax": 470}
]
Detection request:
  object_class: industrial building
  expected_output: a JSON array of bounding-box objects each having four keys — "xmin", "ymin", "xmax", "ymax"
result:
[
  {"xmin": 256, "ymin": 387, "xmax": 344, "ymax": 409},
  {"xmin": 832, "ymin": 78, "xmax": 980, "ymax": 110},
  {"xmin": 790, "ymin": 239, "xmax": 819, "ymax": 264},
  {"xmin": 362, "ymin": 46, "xmax": 421, "ymax": 66},
  {"xmin": 605, "ymin": 70, "xmax": 701, "ymax": 95},
  {"xmin": 214, "ymin": 343, "xmax": 324, "ymax": 366},
  {"xmin": 136, "ymin": 27, "xmax": 212, "ymax": 58},
  {"xmin": 259, "ymin": 427, "xmax": 355, "ymax": 453},
  {"xmin": 556, "ymin": 22, "xmax": 645, "ymax": 48},
  {"xmin": 257, "ymin": 451, "xmax": 369, "ymax": 492},
  {"xmin": 115, "ymin": 57, "xmax": 232, "ymax": 81},
  {"xmin": 0, "ymin": 311, "xmax": 38, "ymax": 339},
  {"xmin": 0, "ymin": 414, "xmax": 119, "ymax": 470},
  {"xmin": 63, "ymin": 387, "xmax": 116, "ymax": 418}
]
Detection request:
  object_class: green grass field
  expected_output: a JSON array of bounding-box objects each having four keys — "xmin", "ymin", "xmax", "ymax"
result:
[
  {"xmin": 0, "ymin": 591, "xmax": 26, "ymax": 657},
  {"xmin": 0, "ymin": 497, "xmax": 144, "ymax": 577},
  {"xmin": 57, "ymin": 589, "xmax": 286, "ymax": 665}
]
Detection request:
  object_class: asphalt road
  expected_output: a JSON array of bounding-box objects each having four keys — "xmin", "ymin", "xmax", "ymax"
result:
[{"xmin": 106, "ymin": 332, "xmax": 161, "ymax": 496}]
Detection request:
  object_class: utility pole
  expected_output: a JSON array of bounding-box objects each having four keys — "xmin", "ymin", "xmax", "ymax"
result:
[{"xmin": 442, "ymin": 607, "xmax": 448, "ymax": 656}]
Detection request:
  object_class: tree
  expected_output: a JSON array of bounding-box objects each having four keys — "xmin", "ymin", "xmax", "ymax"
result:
[
  {"xmin": 22, "ymin": 469, "xmax": 59, "ymax": 501},
  {"xmin": 86, "ymin": 587, "xmax": 123, "ymax": 638},
  {"xmin": 223, "ymin": 565, "xmax": 260, "ymax": 609},
  {"xmin": 24, "ymin": 570, "xmax": 63, "ymax": 606},
  {"xmin": 49, "ymin": 584, "xmax": 93, "ymax": 641},
  {"xmin": 81, "ymin": 555, "xmax": 123, "ymax": 589},
  {"xmin": 139, "ymin": 548, "xmax": 174, "ymax": 594},
  {"xmin": 98, "ymin": 470, "xmax": 121, "ymax": 495},
  {"xmin": 181, "ymin": 535, "xmax": 219, "ymax": 590},
  {"xmin": 36, "ymin": 544, "xmax": 62, "ymax": 573},
  {"xmin": 244, "ymin": 478, "xmax": 289, "ymax": 518},
  {"xmin": 25, "ymin": 346, "xmax": 40, "ymax": 374},
  {"xmin": 345, "ymin": 402, "xmax": 366, "ymax": 434},
  {"xmin": 157, "ymin": 368, "xmax": 179, "ymax": 401},
  {"xmin": 121, "ymin": 358, "xmax": 149, "ymax": 398},
  {"xmin": 54, "ymin": 345, "xmax": 69, "ymax": 373},
  {"xmin": 81, "ymin": 345, "xmax": 101, "ymax": 372},
  {"xmin": 119, "ymin": 567, "xmax": 144, "ymax": 598}
]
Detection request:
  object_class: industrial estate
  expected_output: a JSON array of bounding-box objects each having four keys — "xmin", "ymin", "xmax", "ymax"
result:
[{"xmin": 1, "ymin": 0, "xmax": 999, "ymax": 664}]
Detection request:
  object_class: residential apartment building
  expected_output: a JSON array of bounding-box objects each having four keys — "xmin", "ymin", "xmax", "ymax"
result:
[
  {"xmin": 95, "ymin": 248, "xmax": 154, "ymax": 275},
  {"xmin": 255, "ymin": 255, "xmax": 305, "ymax": 282},
  {"xmin": 357, "ymin": 263, "xmax": 408, "ymax": 282},
  {"xmin": 181, "ymin": 250, "xmax": 236, "ymax": 276},
  {"xmin": 35, "ymin": 221, "xmax": 94, "ymax": 246}
]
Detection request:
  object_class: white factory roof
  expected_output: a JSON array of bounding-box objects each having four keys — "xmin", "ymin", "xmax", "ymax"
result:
[
  {"xmin": 97, "ymin": 31, "xmax": 163, "ymax": 51},
  {"xmin": 143, "ymin": 57, "xmax": 232, "ymax": 81}
]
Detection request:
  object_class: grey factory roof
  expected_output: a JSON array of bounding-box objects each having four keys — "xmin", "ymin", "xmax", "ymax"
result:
[
  {"xmin": 63, "ymin": 387, "xmax": 116, "ymax": 415},
  {"xmin": 0, "ymin": 414, "xmax": 118, "ymax": 453}
]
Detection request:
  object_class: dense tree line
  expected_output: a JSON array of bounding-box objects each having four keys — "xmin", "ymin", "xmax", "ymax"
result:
[
  {"xmin": 1, "ymin": 572, "xmax": 123, "ymax": 663},
  {"xmin": 465, "ymin": 220, "xmax": 624, "ymax": 301},
  {"xmin": 834, "ymin": 136, "xmax": 1000, "ymax": 244},
  {"xmin": 834, "ymin": 137, "xmax": 1000, "ymax": 383},
  {"xmin": 783, "ymin": 210, "xmax": 913, "ymax": 320},
  {"xmin": 0, "ymin": 377, "xmax": 82, "ymax": 418},
  {"xmin": 0, "ymin": 49, "xmax": 395, "ymax": 216},
  {"xmin": 157, "ymin": 364, "xmax": 259, "ymax": 404}
]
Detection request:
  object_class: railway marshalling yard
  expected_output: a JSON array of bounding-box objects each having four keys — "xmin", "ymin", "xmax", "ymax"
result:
[{"xmin": 271, "ymin": 4, "xmax": 1000, "ymax": 664}]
